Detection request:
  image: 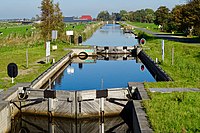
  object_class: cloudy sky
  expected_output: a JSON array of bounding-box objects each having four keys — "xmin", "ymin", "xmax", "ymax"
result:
[{"xmin": 0, "ymin": 0, "xmax": 186, "ymax": 19}]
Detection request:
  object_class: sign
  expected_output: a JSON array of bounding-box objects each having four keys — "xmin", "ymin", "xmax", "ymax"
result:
[
  {"xmin": 66, "ymin": 31, "xmax": 73, "ymax": 36},
  {"xmin": 44, "ymin": 90, "xmax": 56, "ymax": 99},
  {"xmin": 7, "ymin": 63, "xmax": 18, "ymax": 78},
  {"xmin": 46, "ymin": 41, "xmax": 50, "ymax": 57},
  {"xmin": 52, "ymin": 30, "xmax": 58, "ymax": 40},
  {"xmin": 96, "ymin": 90, "xmax": 108, "ymax": 98},
  {"xmin": 140, "ymin": 38, "xmax": 146, "ymax": 45}
]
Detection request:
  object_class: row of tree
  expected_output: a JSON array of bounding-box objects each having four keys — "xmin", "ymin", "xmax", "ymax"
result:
[
  {"xmin": 155, "ymin": 0, "xmax": 200, "ymax": 36},
  {"xmin": 97, "ymin": 9, "xmax": 155, "ymax": 23},
  {"xmin": 97, "ymin": 0, "xmax": 200, "ymax": 36}
]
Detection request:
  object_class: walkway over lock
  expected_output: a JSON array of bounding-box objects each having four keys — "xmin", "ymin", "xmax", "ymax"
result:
[{"xmin": 66, "ymin": 45, "xmax": 142, "ymax": 57}]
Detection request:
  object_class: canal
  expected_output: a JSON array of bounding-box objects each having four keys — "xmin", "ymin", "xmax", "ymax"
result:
[
  {"xmin": 11, "ymin": 24, "xmax": 155, "ymax": 132},
  {"xmin": 52, "ymin": 24, "xmax": 155, "ymax": 90}
]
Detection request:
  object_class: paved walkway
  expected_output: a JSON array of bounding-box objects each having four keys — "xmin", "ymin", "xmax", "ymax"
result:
[{"xmin": 149, "ymin": 88, "xmax": 200, "ymax": 93}]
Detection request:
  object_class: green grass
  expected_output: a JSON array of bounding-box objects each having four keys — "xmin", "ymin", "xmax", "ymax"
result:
[
  {"xmin": 143, "ymin": 38, "xmax": 200, "ymax": 88},
  {"xmin": 0, "ymin": 24, "xmax": 33, "ymax": 37},
  {"xmin": 143, "ymin": 92, "xmax": 200, "ymax": 133},
  {"xmin": 127, "ymin": 21, "xmax": 159, "ymax": 32},
  {"xmin": 129, "ymin": 22, "xmax": 200, "ymax": 132},
  {"xmin": 0, "ymin": 42, "xmax": 70, "ymax": 90},
  {"xmin": 0, "ymin": 22, "xmax": 101, "ymax": 90}
]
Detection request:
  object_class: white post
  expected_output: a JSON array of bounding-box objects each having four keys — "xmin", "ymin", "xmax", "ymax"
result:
[
  {"xmin": 99, "ymin": 122, "xmax": 104, "ymax": 133},
  {"xmin": 11, "ymin": 77, "xmax": 14, "ymax": 84},
  {"xmin": 46, "ymin": 41, "xmax": 50, "ymax": 63},
  {"xmin": 49, "ymin": 98, "xmax": 54, "ymax": 112},
  {"xmin": 156, "ymin": 58, "xmax": 158, "ymax": 63},
  {"xmin": 162, "ymin": 40, "xmax": 165, "ymax": 62},
  {"xmin": 99, "ymin": 97, "xmax": 105, "ymax": 133},
  {"xmin": 100, "ymin": 97, "xmax": 104, "ymax": 113}
]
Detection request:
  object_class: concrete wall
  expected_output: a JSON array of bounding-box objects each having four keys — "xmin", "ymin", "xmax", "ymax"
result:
[
  {"xmin": 30, "ymin": 52, "xmax": 72, "ymax": 89},
  {"xmin": 0, "ymin": 83, "xmax": 30, "ymax": 133},
  {"xmin": 0, "ymin": 102, "xmax": 11, "ymax": 133},
  {"xmin": 138, "ymin": 50, "xmax": 172, "ymax": 81}
]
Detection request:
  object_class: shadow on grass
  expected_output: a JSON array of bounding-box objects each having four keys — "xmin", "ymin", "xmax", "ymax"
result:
[{"xmin": 37, "ymin": 61, "xmax": 45, "ymax": 64}]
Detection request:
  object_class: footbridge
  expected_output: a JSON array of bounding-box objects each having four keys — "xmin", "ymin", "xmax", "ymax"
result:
[{"xmin": 66, "ymin": 45, "xmax": 142, "ymax": 57}]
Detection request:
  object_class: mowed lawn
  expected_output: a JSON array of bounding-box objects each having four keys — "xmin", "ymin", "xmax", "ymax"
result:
[
  {"xmin": 128, "ymin": 22, "xmax": 200, "ymax": 132},
  {"xmin": 0, "ymin": 43, "xmax": 69, "ymax": 90}
]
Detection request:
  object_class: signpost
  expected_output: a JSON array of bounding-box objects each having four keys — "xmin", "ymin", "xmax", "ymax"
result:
[
  {"xmin": 66, "ymin": 31, "xmax": 74, "ymax": 45},
  {"xmin": 7, "ymin": 63, "xmax": 18, "ymax": 83},
  {"xmin": 46, "ymin": 41, "xmax": 51, "ymax": 63},
  {"xmin": 162, "ymin": 40, "xmax": 165, "ymax": 62}
]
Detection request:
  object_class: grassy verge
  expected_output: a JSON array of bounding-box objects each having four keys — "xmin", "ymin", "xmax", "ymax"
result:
[
  {"xmin": 129, "ymin": 22, "xmax": 200, "ymax": 132},
  {"xmin": 143, "ymin": 92, "xmax": 200, "ymax": 132},
  {"xmin": 144, "ymin": 38, "xmax": 200, "ymax": 88},
  {"xmin": 0, "ymin": 22, "xmax": 101, "ymax": 90},
  {"xmin": 0, "ymin": 42, "xmax": 70, "ymax": 90}
]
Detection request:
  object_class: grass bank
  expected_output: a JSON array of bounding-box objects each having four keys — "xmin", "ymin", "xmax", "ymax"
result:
[
  {"xmin": 128, "ymin": 22, "xmax": 200, "ymax": 132},
  {"xmin": 144, "ymin": 38, "xmax": 200, "ymax": 88},
  {"xmin": 143, "ymin": 92, "xmax": 200, "ymax": 132},
  {"xmin": 0, "ymin": 22, "xmax": 102, "ymax": 90},
  {"xmin": 0, "ymin": 42, "xmax": 70, "ymax": 89}
]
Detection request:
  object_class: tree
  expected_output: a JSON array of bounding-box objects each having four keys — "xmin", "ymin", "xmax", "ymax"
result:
[
  {"xmin": 145, "ymin": 9, "xmax": 155, "ymax": 23},
  {"xmin": 40, "ymin": 0, "xmax": 65, "ymax": 40},
  {"xmin": 120, "ymin": 10, "xmax": 128, "ymax": 21},
  {"xmin": 53, "ymin": 3, "xmax": 65, "ymax": 38},
  {"xmin": 154, "ymin": 6, "xmax": 170, "ymax": 31},
  {"xmin": 97, "ymin": 11, "xmax": 110, "ymax": 21},
  {"xmin": 187, "ymin": 0, "xmax": 200, "ymax": 36}
]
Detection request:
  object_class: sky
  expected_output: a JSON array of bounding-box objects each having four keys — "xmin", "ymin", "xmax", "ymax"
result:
[{"xmin": 0, "ymin": 0, "xmax": 186, "ymax": 19}]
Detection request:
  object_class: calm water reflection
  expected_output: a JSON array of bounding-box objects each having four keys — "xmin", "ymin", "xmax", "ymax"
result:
[
  {"xmin": 11, "ymin": 114, "xmax": 131, "ymax": 133},
  {"xmin": 52, "ymin": 55, "xmax": 155, "ymax": 90},
  {"xmin": 52, "ymin": 24, "xmax": 155, "ymax": 90},
  {"xmin": 83, "ymin": 24, "xmax": 137, "ymax": 46}
]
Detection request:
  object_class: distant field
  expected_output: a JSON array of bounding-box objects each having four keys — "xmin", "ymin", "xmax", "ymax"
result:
[{"xmin": 0, "ymin": 23, "xmax": 33, "ymax": 37}]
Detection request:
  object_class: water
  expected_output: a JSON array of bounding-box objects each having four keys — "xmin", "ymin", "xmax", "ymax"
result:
[
  {"xmin": 11, "ymin": 114, "xmax": 130, "ymax": 132},
  {"xmin": 52, "ymin": 56, "xmax": 155, "ymax": 90},
  {"xmin": 83, "ymin": 24, "xmax": 138, "ymax": 46},
  {"xmin": 52, "ymin": 24, "xmax": 155, "ymax": 90}
]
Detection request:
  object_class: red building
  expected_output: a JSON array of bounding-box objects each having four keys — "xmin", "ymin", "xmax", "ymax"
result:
[{"xmin": 80, "ymin": 15, "xmax": 92, "ymax": 20}]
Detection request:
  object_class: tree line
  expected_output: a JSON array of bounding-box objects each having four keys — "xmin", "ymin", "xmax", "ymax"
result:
[{"xmin": 97, "ymin": 0, "xmax": 200, "ymax": 37}]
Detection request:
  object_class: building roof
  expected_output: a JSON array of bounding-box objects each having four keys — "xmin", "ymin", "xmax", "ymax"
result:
[{"xmin": 80, "ymin": 15, "xmax": 92, "ymax": 20}]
